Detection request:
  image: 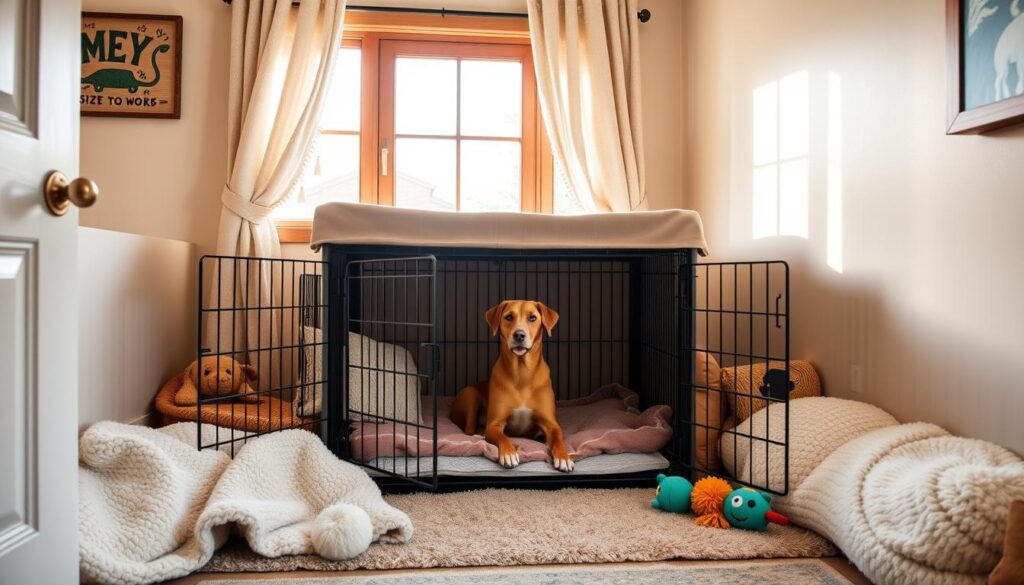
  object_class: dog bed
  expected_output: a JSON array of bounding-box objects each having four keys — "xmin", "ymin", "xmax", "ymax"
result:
[
  {"xmin": 722, "ymin": 397, "xmax": 1024, "ymax": 585},
  {"xmin": 364, "ymin": 451, "xmax": 670, "ymax": 478},
  {"xmin": 347, "ymin": 384, "xmax": 672, "ymax": 464},
  {"xmin": 155, "ymin": 374, "xmax": 309, "ymax": 434}
]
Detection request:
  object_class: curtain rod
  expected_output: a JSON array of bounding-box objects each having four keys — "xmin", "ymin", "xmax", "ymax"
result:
[{"xmin": 219, "ymin": 1, "xmax": 653, "ymax": 23}]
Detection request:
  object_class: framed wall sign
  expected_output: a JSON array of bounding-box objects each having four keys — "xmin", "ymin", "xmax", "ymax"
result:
[
  {"xmin": 81, "ymin": 12, "xmax": 182, "ymax": 119},
  {"xmin": 947, "ymin": 0, "xmax": 1024, "ymax": 134}
]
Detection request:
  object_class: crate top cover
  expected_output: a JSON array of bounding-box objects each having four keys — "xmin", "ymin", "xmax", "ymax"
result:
[{"xmin": 310, "ymin": 202, "xmax": 709, "ymax": 255}]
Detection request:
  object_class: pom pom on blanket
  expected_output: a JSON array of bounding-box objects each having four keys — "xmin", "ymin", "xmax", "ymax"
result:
[{"xmin": 313, "ymin": 503, "xmax": 374, "ymax": 560}]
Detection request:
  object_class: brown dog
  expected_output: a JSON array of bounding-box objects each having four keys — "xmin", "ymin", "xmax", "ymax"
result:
[
  {"xmin": 449, "ymin": 300, "xmax": 573, "ymax": 472},
  {"xmin": 174, "ymin": 356, "xmax": 260, "ymax": 406}
]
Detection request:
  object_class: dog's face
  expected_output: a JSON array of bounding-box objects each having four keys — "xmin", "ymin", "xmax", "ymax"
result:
[
  {"xmin": 485, "ymin": 300, "xmax": 559, "ymax": 357},
  {"xmin": 188, "ymin": 356, "xmax": 257, "ymax": 396}
]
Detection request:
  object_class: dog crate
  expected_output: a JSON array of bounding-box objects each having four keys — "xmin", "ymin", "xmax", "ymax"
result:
[{"xmin": 196, "ymin": 245, "xmax": 791, "ymax": 494}]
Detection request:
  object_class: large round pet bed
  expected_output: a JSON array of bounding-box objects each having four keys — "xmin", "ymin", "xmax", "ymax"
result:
[{"xmin": 722, "ymin": 396, "xmax": 1024, "ymax": 585}]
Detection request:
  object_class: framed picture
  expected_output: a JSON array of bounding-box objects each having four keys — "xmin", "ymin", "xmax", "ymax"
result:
[
  {"xmin": 80, "ymin": 13, "xmax": 182, "ymax": 119},
  {"xmin": 947, "ymin": 0, "xmax": 1024, "ymax": 133}
]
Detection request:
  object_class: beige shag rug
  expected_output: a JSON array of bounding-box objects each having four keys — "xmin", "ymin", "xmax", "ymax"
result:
[{"xmin": 202, "ymin": 488, "xmax": 834, "ymax": 573}]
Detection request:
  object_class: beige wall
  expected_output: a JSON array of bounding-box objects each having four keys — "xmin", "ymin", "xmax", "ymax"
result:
[
  {"xmin": 683, "ymin": 0, "xmax": 1024, "ymax": 453},
  {"xmin": 78, "ymin": 228, "xmax": 195, "ymax": 428},
  {"xmin": 79, "ymin": 0, "xmax": 230, "ymax": 257}
]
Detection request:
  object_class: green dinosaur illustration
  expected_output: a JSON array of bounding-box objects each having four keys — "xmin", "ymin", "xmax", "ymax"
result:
[{"xmin": 81, "ymin": 44, "xmax": 170, "ymax": 93}]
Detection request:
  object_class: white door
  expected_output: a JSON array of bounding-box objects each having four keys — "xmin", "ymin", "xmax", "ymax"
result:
[{"xmin": 0, "ymin": 0, "xmax": 84, "ymax": 582}]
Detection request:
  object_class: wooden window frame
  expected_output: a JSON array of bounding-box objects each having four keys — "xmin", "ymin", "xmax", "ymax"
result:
[{"xmin": 277, "ymin": 11, "xmax": 553, "ymax": 244}]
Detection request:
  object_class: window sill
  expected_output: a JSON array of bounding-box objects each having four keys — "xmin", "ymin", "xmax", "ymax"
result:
[{"xmin": 275, "ymin": 220, "xmax": 313, "ymax": 244}]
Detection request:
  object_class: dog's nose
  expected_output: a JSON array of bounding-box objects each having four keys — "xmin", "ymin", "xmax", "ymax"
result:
[{"xmin": 513, "ymin": 330, "xmax": 526, "ymax": 343}]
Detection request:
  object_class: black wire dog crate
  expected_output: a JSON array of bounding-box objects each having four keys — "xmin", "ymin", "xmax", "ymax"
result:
[{"xmin": 197, "ymin": 247, "xmax": 790, "ymax": 493}]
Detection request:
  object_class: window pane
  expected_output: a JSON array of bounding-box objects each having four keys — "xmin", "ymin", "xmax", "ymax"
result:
[
  {"xmin": 273, "ymin": 134, "xmax": 359, "ymax": 219},
  {"xmin": 395, "ymin": 137, "xmax": 456, "ymax": 211},
  {"xmin": 396, "ymin": 57, "xmax": 457, "ymax": 136},
  {"xmin": 460, "ymin": 140, "xmax": 521, "ymax": 212},
  {"xmin": 460, "ymin": 60, "xmax": 522, "ymax": 138},
  {"xmin": 320, "ymin": 47, "xmax": 361, "ymax": 131}
]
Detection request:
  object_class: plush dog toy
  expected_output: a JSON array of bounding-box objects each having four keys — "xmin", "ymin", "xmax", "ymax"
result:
[
  {"xmin": 651, "ymin": 474, "xmax": 789, "ymax": 532},
  {"xmin": 174, "ymin": 356, "xmax": 260, "ymax": 406}
]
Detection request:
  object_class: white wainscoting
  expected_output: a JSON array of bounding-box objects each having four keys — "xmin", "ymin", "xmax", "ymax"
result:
[{"xmin": 78, "ymin": 227, "xmax": 195, "ymax": 429}]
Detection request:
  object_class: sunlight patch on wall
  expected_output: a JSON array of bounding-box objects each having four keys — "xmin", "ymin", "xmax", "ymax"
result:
[
  {"xmin": 827, "ymin": 72, "xmax": 844, "ymax": 273},
  {"xmin": 752, "ymin": 70, "xmax": 809, "ymax": 240}
]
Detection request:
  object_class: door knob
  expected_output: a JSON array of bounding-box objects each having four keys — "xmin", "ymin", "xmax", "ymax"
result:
[{"xmin": 43, "ymin": 171, "xmax": 99, "ymax": 216}]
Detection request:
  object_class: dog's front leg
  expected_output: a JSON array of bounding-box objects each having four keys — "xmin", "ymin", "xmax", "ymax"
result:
[
  {"xmin": 485, "ymin": 419, "xmax": 519, "ymax": 468},
  {"xmin": 536, "ymin": 414, "xmax": 573, "ymax": 472}
]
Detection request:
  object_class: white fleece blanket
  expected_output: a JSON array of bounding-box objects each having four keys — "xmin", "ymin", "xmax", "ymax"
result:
[
  {"xmin": 79, "ymin": 422, "xmax": 413, "ymax": 585},
  {"xmin": 723, "ymin": 398, "xmax": 1024, "ymax": 585}
]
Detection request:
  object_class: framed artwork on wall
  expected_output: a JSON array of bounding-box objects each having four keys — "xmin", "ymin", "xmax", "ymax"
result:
[
  {"xmin": 80, "ymin": 12, "xmax": 182, "ymax": 119},
  {"xmin": 947, "ymin": 0, "xmax": 1024, "ymax": 134}
]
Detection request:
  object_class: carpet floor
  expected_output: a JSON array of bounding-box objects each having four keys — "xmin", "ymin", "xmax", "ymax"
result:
[
  {"xmin": 197, "ymin": 559, "xmax": 854, "ymax": 584},
  {"xmin": 201, "ymin": 488, "xmax": 835, "ymax": 573}
]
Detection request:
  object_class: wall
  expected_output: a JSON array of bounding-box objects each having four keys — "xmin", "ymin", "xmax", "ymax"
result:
[
  {"xmin": 683, "ymin": 0, "xmax": 1024, "ymax": 453},
  {"xmin": 78, "ymin": 227, "xmax": 195, "ymax": 428},
  {"xmin": 79, "ymin": 0, "xmax": 230, "ymax": 257}
]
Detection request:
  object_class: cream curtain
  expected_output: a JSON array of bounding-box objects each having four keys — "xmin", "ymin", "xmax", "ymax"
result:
[
  {"xmin": 209, "ymin": 0, "xmax": 344, "ymax": 377},
  {"xmin": 527, "ymin": 0, "xmax": 647, "ymax": 212}
]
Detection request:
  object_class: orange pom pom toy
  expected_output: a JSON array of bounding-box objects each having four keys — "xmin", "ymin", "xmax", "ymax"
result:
[{"xmin": 690, "ymin": 476, "xmax": 732, "ymax": 529}]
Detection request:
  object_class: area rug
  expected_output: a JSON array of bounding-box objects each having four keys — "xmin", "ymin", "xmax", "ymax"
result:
[
  {"xmin": 197, "ymin": 560, "xmax": 854, "ymax": 584},
  {"xmin": 201, "ymin": 488, "xmax": 835, "ymax": 573}
]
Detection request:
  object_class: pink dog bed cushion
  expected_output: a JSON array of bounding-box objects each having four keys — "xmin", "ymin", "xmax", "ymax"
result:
[{"xmin": 348, "ymin": 384, "xmax": 672, "ymax": 464}]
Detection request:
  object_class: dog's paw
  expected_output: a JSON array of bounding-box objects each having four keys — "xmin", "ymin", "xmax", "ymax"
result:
[
  {"xmin": 498, "ymin": 450, "xmax": 520, "ymax": 468},
  {"xmin": 552, "ymin": 456, "xmax": 574, "ymax": 472}
]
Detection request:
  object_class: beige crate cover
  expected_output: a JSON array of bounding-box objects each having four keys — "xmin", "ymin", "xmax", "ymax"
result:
[{"xmin": 310, "ymin": 203, "xmax": 709, "ymax": 255}]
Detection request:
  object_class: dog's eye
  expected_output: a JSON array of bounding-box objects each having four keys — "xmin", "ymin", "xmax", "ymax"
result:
[
  {"xmin": 504, "ymin": 314, "xmax": 513, "ymax": 321},
  {"xmin": 528, "ymin": 314, "xmax": 537, "ymax": 322},
  {"xmin": 203, "ymin": 369, "xmax": 211, "ymax": 376}
]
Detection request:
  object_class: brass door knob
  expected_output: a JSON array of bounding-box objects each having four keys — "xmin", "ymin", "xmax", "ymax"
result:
[{"xmin": 43, "ymin": 171, "xmax": 99, "ymax": 216}]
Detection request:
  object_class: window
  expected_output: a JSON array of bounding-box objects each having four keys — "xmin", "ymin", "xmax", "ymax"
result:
[{"xmin": 275, "ymin": 12, "xmax": 572, "ymax": 243}]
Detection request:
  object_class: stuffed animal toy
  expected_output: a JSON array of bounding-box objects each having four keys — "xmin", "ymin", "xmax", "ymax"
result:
[
  {"xmin": 722, "ymin": 487, "xmax": 789, "ymax": 532},
  {"xmin": 175, "ymin": 356, "xmax": 260, "ymax": 406},
  {"xmin": 651, "ymin": 474, "xmax": 790, "ymax": 532},
  {"xmin": 651, "ymin": 473, "xmax": 693, "ymax": 513}
]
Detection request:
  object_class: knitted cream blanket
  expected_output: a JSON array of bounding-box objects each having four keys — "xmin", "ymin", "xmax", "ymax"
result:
[
  {"xmin": 722, "ymin": 398, "xmax": 1024, "ymax": 585},
  {"xmin": 79, "ymin": 422, "xmax": 413, "ymax": 585}
]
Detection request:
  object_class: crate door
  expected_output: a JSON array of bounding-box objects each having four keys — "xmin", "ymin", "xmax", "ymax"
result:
[
  {"xmin": 684, "ymin": 261, "xmax": 791, "ymax": 495},
  {"xmin": 342, "ymin": 255, "xmax": 438, "ymax": 489}
]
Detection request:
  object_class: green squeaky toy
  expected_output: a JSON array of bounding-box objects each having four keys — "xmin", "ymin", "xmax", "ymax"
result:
[{"xmin": 650, "ymin": 473, "xmax": 693, "ymax": 513}]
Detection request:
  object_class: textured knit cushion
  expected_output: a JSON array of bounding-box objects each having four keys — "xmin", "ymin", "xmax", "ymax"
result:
[
  {"xmin": 721, "ymin": 360, "xmax": 821, "ymax": 423},
  {"xmin": 990, "ymin": 500, "xmax": 1024, "ymax": 585},
  {"xmin": 720, "ymin": 396, "xmax": 898, "ymax": 493},
  {"xmin": 294, "ymin": 327, "xmax": 423, "ymax": 426},
  {"xmin": 694, "ymin": 351, "xmax": 726, "ymax": 472}
]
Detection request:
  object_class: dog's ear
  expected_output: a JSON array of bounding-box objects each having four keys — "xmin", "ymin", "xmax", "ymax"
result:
[
  {"xmin": 484, "ymin": 301, "xmax": 507, "ymax": 336},
  {"xmin": 240, "ymin": 363, "xmax": 258, "ymax": 382},
  {"xmin": 175, "ymin": 360, "xmax": 200, "ymax": 406},
  {"xmin": 537, "ymin": 302, "xmax": 559, "ymax": 336}
]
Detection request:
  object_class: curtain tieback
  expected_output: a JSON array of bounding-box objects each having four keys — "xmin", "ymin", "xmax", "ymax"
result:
[{"xmin": 221, "ymin": 185, "xmax": 274, "ymax": 225}]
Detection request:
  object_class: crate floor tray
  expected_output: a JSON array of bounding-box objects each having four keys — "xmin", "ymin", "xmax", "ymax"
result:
[{"xmin": 155, "ymin": 374, "xmax": 307, "ymax": 433}]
